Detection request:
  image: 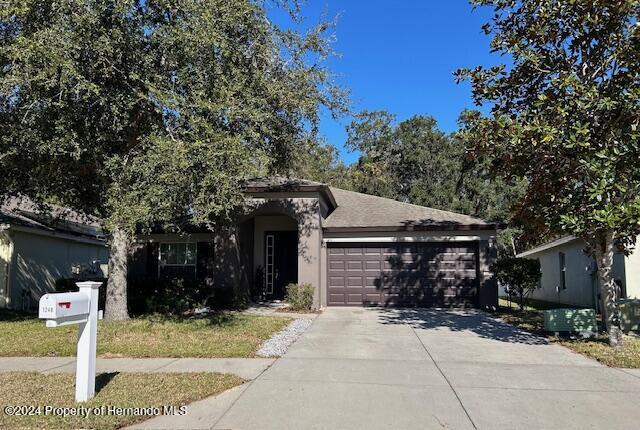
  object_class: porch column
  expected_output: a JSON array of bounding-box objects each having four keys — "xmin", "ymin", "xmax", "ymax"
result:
[{"xmin": 296, "ymin": 199, "xmax": 322, "ymax": 308}]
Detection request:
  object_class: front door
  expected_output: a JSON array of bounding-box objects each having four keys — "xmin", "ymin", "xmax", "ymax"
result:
[{"xmin": 264, "ymin": 231, "xmax": 298, "ymax": 300}]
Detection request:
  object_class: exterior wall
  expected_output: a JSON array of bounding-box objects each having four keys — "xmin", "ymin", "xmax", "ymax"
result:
[
  {"xmin": 8, "ymin": 229, "xmax": 108, "ymax": 310},
  {"xmin": 522, "ymin": 238, "xmax": 631, "ymax": 308},
  {"xmin": 0, "ymin": 232, "xmax": 12, "ymax": 308},
  {"xmin": 624, "ymin": 246, "xmax": 640, "ymax": 299},
  {"xmin": 321, "ymin": 230, "xmax": 496, "ymax": 242},
  {"xmin": 525, "ymin": 239, "xmax": 595, "ymax": 308},
  {"xmin": 478, "ymin": 238, "xmax": 498, "ymax": 311}
]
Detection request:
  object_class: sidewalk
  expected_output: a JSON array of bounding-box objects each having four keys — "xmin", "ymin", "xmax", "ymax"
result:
[{"xmin": 0, "ymin": 357, "xmax": 274, "ymax": 380}]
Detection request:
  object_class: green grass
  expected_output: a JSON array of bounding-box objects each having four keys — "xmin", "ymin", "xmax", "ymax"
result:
[
  {"xmin": 0, "ymin": 311, "xmax": 291, "ymax": 358},
  {"xmin": 556, "ymin": 336, "xmax": 640, "ymax": 368},
  {"xmin": 496, "ymin": 299, "xmax": 640, "ymax": 368},
  {"xmin": 0, "ymin": 371, "xmax": 243, "ymax": 429}
]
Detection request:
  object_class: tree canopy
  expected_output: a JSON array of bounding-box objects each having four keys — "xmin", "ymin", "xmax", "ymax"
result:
[
  {"xmin": 343, "ymin": 110, "xmax": 523, "ymax": 225},
  {"xmin": 456, "ymin": 0, "xmax": 640, "ymax": 345},
  {"xmin": 0, "ymin": 0, "xmax": 347, "ymax": 318}
]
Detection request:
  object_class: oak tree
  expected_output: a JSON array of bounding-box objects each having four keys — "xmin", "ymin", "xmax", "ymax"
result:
[{"xmin": 0, "ymin": 0, "xmax": 346, "ymax": 319}]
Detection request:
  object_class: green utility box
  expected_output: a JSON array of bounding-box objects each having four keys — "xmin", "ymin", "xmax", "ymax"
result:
[
  {"xmin": 619, "ymin": 299, "xmax": 640, "ymax": 333},
  {"xmin": 543, "ymin": 308, "xmax": 597, "ymax": 335}
]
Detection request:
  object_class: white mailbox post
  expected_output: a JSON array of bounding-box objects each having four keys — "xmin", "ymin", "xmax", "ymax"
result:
[{"xmin": 38, "ymin": 281, "xmax": 102, "ymax": 402}]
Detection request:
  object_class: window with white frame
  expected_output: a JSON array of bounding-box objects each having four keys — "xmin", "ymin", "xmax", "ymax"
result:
[{"xmin": 159, "ymin": 242, "xmax": 197, "ymax": 279}]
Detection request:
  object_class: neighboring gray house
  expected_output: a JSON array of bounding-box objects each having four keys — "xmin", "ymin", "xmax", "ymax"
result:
[
  {"xmin": 517, "ymin": 236, "xmax": 640, "ymax": 309},
  {"xmin": 131, "ymin": 177, "xmax": 499, "ymax": 310},
  {"xmin": 0, "ymin": 197, "xmax": 109, "ymax": 311}
]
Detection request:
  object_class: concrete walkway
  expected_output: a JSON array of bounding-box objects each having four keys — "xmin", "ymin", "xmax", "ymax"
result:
[
  {"xmin": 0, "ymin": 357, "xmax": 274, "ymax": 380},
  {"xmin": 133, "ymin": 307, "xmax": 640, "ymax": 430}
]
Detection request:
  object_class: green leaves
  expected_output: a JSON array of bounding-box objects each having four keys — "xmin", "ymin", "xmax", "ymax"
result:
[
  {"xmin": 341, "ymin": 110, "xmax": 523, "ymax": 224},
  {"xmin": 0, "ymin": 0, "xmax": 346, "ymax": 232},
  {"xmin": 457, "ymin": 0, "xmax": 640, "ymax": 250}
]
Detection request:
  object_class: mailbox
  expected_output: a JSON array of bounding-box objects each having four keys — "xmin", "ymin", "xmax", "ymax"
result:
[
  {"xmin": 37, "ymin": 281, "xmax": 102, "ymax": 402},
  {"xmin": 39, "ymin": 292, "xmax": 90, "ymax": 327}
]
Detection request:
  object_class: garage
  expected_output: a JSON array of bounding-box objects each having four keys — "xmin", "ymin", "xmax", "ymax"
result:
[{"xmin": 327, "ymin": 242, "xmax": 479, "ymax": 307}]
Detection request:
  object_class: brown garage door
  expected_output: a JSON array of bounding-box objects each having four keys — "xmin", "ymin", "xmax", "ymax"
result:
[{"xmin": 327, "ymin": 242, "xmax": 479, "ymax": 307}]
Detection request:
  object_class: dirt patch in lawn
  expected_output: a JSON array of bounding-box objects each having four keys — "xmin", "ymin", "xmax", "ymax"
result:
[{"xmin": 0, "ymin": 371, "xmax": 243, "ymax": 429}]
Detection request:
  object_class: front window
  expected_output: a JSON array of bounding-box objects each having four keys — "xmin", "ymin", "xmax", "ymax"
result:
[{"xmin": 159, "ymin": 242, "xmax": 197, "ymax": 279}]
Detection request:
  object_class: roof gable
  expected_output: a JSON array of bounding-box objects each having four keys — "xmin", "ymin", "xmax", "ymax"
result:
[{"xmin": 243, "ymin": 176, "xmax": 337, "ymax": 210}]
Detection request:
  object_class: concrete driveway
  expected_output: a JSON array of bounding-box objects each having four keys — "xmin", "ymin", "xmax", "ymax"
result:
[{"xmin": 142, "ymin": 307, "xmax": 640, "ymax": 430}]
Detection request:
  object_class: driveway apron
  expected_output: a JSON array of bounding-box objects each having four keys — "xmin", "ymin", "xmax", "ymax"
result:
[{"xmin": 210, "ymin": 307, "xmax": 640, "ymax": 430}]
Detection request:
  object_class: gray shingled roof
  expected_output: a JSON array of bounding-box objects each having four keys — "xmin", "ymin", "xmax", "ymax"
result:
[
  {"xmin": 324, "ymin": 187, "xmax": 492, "ymax": 229},
  {"xmin": 0, "ymin": 196, "xmax": 105, "ymax": 239}
]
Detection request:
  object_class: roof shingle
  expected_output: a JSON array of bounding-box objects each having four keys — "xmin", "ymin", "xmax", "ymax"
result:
[
  {"xmin": 0, "ymin": 196, "xmax": 104, "ymax": 239},
  {"xmin": 324, "ymin": 187, "xmax": 492, "ymax": 230}
]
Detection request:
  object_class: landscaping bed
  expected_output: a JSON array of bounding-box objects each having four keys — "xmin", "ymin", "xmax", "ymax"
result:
[
  {"xmin": 0, "ymin": 311, "xmax": 291, "ymax": 358},
  {"xmin": 0, "ymin": 371, "xmax": 243, "ymax": 429},
  {"xmin": 496, "ymin": 299, "xmax": 640, "ymax": 368}
]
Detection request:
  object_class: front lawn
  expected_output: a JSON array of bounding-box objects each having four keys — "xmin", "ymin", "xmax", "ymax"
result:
[
  {"xmin": 0, "ymin": 371, "xmax": 243, "ymax": 429},
  {"xmin": 0, "ymin": 311, "xmax": 291, "ymax": 358},
  {"xmin": 496, "ymin": 299, "xmax": 640, "ymax": 368}
]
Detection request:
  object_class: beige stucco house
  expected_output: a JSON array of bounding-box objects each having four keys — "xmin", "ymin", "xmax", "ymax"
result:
[
  {"xmin": 517, "ymin": 235, "xmax": 640, "ymax": 309},
  {"xmin": 0, "ymin": 197, "xmax": 109, "ymax": 311},
  {"xmin": 131, "ymin": 177, "xmax": 500, "ymax": 310}
]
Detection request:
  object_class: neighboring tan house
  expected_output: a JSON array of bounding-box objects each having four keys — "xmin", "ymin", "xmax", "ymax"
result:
[
  {"xmin": 0, "ymin": 197, "xmax": 109, "ymax": 311},
  {"xmin": 517, "ymin": 236, "xmax": 640, "ymax": 309},
  {"xmin": 130, "ymin": 177, "xmax": 499, "ymax": 310}
]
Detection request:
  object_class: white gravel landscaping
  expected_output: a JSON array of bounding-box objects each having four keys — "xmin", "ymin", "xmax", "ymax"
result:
[{"xmin": 257, "ymin": 318, "xmax": 313, "ymax": 357}]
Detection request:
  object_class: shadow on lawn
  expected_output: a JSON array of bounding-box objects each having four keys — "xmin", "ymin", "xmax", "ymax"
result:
[
  {"xmin": 375, "ymin": 307, "xmax": 549, "ymax": 345},
  {"xmin": 0, "ymin": 307, "xmax": 264, "ymax": 328},
  {"xmin": 96, "ymin": 372, "xmax": 119, "ymax": 394},
  {"xmin": 0, "ymin": 308, "xmax": 36, "ymax": 322},
  {"xmin": 139, "ymin": 312, "xmax": 246, "ymax": 328}
]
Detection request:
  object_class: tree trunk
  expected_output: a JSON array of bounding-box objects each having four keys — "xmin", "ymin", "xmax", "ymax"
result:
[
  {"xmin": 593, "ymin": 231, "xmax": 623, "ymax": 347},
  {"xmin": 104, "ymin": 227, "xmax": 131, "ymax": 320},
  {"xmin": 519, "ymin": 288, "xmax": 525, "ymax": 311}
]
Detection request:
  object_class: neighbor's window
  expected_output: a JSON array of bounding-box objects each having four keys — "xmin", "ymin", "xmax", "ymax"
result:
[
  {"xmin": 536, "ymin": 258, "xmax": 542, "ymax": 289},
  {"xmin": 159, "ymin": 242, "xmax": 197, "ymax": 279},
  {"xmin": 559, "ymin": 252, "xmax": 566, "ymax": 290}
]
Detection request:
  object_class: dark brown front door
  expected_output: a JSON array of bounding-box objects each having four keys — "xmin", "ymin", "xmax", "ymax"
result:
[
  {"xmin": 327, "ymin": 242, "xmax": 479, "ymax": 307},
  {"xmin": 265, "ymin": 231, "xmax": 298, "ymax": 300}
]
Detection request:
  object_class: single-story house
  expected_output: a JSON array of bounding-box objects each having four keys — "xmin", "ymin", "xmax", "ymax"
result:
[
  {"xmin": 130, "ymin": 177, "xmax": 499, "ymax": 310},
  {"xmin": 0, "ymin": 197, "xmax": 109, "ymax": 311},
  {"xmin": 517, "ymin": 235, "xmax": 640, "ymax": 308}
]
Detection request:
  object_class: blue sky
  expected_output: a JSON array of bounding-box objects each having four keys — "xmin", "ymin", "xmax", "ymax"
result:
[{"xmin": 270, "ymin": 1, "xmax": 504, "ymax": 164}]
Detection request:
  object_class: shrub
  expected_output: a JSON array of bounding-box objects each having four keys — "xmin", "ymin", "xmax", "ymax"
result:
[
  {"xmin": 285, "ymin": 283, "xmax": 314, "ymax": 311},
  {"xmin": 493, "ymin": 257, "xmax": 542, "ymax": 311},
  {"xmin": 142, "ymin": 278, "xmax": 208, "ymax": 314},
  {"xmin": 127, "ymin": 277, "xmax": 249, "ymax": 315}
]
